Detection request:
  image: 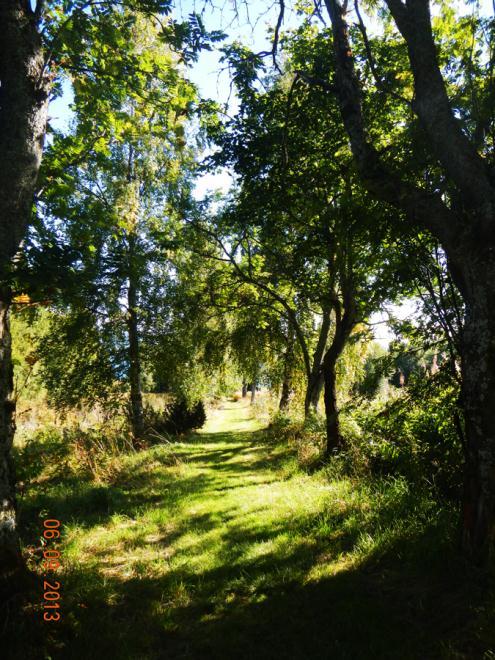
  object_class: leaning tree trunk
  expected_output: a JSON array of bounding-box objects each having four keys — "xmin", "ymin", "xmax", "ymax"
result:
[
  {"xmin": 321, "ymin": 292, "xmax": 356, "ymax": 458},
  {"xmin": 457, "ymin": 255, "xmax": 495, "ymax": 562},
  {"xmin": 304, "ymin": 307, "xmax": 331, "ymax": 416},
  {"xmin": 0, "ymin": 3, "xmax": 49, "ymax": 584},
  {"xmin": 304, "ymin": 371, "xmax": 324, "ymax": 415},
  {"xmin": 0, "ymin": 289, "xmax": 22, "ymax": 583}
]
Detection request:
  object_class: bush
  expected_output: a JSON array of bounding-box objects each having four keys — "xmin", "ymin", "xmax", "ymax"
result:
[
  {"xmin": 165, "ymin": 399, "xmax": 206, "ymax": 435},
  {"xmin": 353, "ymin": 370, "xmax": 463, "ymax": 498},
  {"xmin": 144, "ymin": 399, "xmax": 206, "ymax": 439}
]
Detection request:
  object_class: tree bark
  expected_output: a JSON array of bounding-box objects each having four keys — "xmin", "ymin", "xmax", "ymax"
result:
[
  {"xmin": 305, "ymin": 370, "xmax": 324, "ymax": 415},
  {"xmin": 242, "ymin": 382, "xmax": 248, "ymax": 398},
  {"xmin": 279, "ymin": 321, "xmax": 296, "ymax": 411},
  {"xmin": 0, "ymin": 289, "xmax": 23, "ymax": 583},
  {"xmin": 0, "ymin": 3, "xmax": 49, "ymax": 268},
  {"xmin": 250, "ymin": 379, "xmax": 256, "ymax": 404},
  {"xmin": 304, "ymin": 307, "xmax": 331, "ymax": 416},
  {"xmin": 279, "ymin": 378, "xmax": 292, "ymax": 411},
  {"xmin": 322, "ymin": 290, "xmax": 356, "ymax": 457},
  {"xmin": 279, "ymin": 359, "xmax": 294, "ymax": 411},
  {"xmin": 323, "ymin": 351, "xmax": 341, "ymax": 454},
  {"xmin": 457, "ymin": 254, "xmax": 495, "ymax": 562},
  {"xmin": 0, "ymin": 3, "xmax": 49, "ymax": 583}
]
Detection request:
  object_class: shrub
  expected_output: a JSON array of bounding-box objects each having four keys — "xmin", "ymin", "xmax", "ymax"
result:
[
  {"xmin": 165, "ymin": 399, "xmax": 206, "ymax": 435},
  {"xmin": 142, "ymin": 404, "xmax": 170, "ymax": 439},
  {"xmin": 353, "ymin": 370, "xmax": 463, "ymax": 498},
  {"xmin": 143, "ymin": 399, "xmax": 206, "ymax": 439}
]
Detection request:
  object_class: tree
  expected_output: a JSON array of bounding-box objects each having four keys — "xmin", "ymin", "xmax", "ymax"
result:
[
  {"xmin": 321, "ymin": 0, "xmax": 495, "ymax": 560},
  {"xmin": 208, "ymin": 32, "xmax": 401, "ymax": 453},
  {"xmin": 30, "ymin": 13, "xmax": 197, "ymax": 441},
  {"xmin": 0, "ymin": 0, "xmax": 220, "ymax": 582},
  {"xmin": 0, "ymin": 1, "xmax": 49, "ymax": 584}
]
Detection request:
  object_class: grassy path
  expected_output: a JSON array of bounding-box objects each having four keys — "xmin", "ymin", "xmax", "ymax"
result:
[
  {"xmin": 19, "ymin": 400, "xmax": 488, "ymax": 659},
  {"xmin": 60, "ymin": 399, "xmax": 357, "ymax": 659}
]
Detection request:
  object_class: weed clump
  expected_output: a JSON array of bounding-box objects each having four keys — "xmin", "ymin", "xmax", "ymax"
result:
[{"xmin": 267, "ymin": 412, "xmax": 326, "ymax": 469}]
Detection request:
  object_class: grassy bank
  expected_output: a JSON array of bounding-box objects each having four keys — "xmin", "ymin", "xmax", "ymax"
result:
[{"xmin": 5, "ymin": 400, "xmax": 494, "ymax": 659}]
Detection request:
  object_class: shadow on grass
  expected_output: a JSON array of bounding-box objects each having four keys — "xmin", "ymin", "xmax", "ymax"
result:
[
  {"xmin": 18, "ymin": 428, "xmax": 288, "ymax": 543},
  {"xmin": 7, "ymin": 418, "xmax": 495, "ymax": 659},
  {"xmin": 9, "ymin": 522, "xmax": 492, "ymax": 660},
  {"xmin": 12, "ymin": 491, "xmax": 494, "ymax": 660}
]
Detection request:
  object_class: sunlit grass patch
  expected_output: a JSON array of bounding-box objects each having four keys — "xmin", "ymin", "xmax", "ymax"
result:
[{"xmin": 11, "ymin": 399, "xmax": 494, "ymax": 659}]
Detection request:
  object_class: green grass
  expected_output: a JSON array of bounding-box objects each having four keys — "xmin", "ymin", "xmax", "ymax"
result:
[{"xmin": 6, "ymin": 400, "xmax": 495, "ymax": 659}]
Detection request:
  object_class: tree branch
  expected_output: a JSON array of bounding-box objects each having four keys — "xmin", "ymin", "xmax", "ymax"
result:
[
  {"xmin": 353, "ymin": 0, "xmax": 410, "ymax": 107},
  {"xmin": 323, "ymin": 0, "xmax": 460, "ymax": 248},
  {"xmin": 194, "ymin": 223, "xmax": 313, "ymax": 379},
  {"xmin": 272, "ymin": 0, "xmax": 285, "ymax": 73},
  {"xmin": 384, "ymin": 0, "xmax": 495, "ymax": 232}
]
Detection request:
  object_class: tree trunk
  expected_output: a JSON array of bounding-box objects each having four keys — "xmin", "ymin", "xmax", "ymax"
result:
[
  {"xmin": 242, "ymin": 382, "xmax": 248, "ymax": 398},
  {"xmin": 279, "ymin": 379, "xmax": 291, "ymax": 411},
  {"xmin": 322, "ymin": 331, "xmax": 348, "ymax": 457},
  {"xmin": 127, "ymin": 265, "xmax": 144, "ymax": 441},
  {"xmin": 250, "ymin": 380, "xmax": 256, "ymax": 404},
  {"xmin": 0, "ymin": 4, "xmax": 49, "ymax": 584},
  {"xmin": 321, "ymin": 289, "xmax": 356, "ymax": 458},
  {"xmin": 124, "ymin": 140, "xmax": 144, "ymax": 443},
  {"xmin": 323, "ymin": 350, "xmax": 341, "ymax": 455},
  {"xmin": 304, "ymin": 307, "xmax": 331, "ymax": 416},
  {"xmin": 0, "ymin": 289, "xmax": 22, "ymax": 583},
  {"xmin": 0, "ymin": 4, "xmax": 48, "ymax": 269},
  {"xmin": 279, "ymin": 323, "xmax": 296, "ymax": 411},
  {"xmin": 304, "ymin": 370, "xmax": 324, "ymax": 415},
  {"xmin": 279, "ymin": 338, "xmax": 293, "ymax": 410},
  {"xmin": 457, "ymin": 257, "xmax": 495, "ymax": 562}
]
